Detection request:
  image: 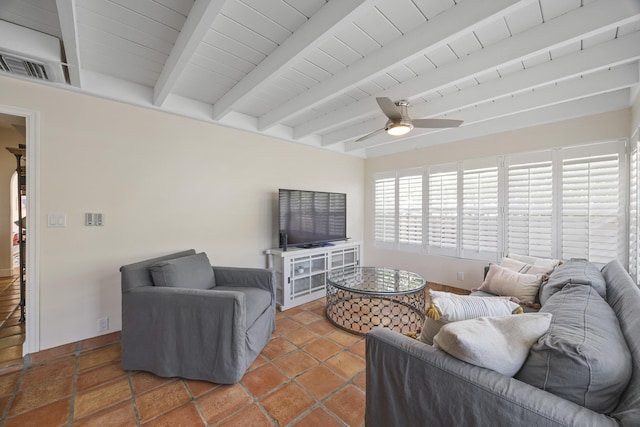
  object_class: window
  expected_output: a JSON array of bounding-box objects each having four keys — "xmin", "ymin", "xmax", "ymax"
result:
[
  {"xmin": 629, "ymin": 141, "xmax": 639, "ymax": 281},
  {"xmin": 562, "ymin": 148, "xmax": 622, "ymax": 264},
  {"xmin": 374, "ymin": 173, "xmax": 396, "ymax": 244},
  {"xmin": 461, "ymin": 162, "xmax": 499, "ymax": 260},
  {"xmin": 506, "ymin": 154, "xmax": 553, "ymax": 258},
  {"xmin": 373, "ymin": 170, "xmax": 423, "ymax": 250},
  {"xmin": 427, "ymin": 166, "xmax": 457, "ymax": 256},
  {"xmin": 398, "ymin": 172, "xmax": 423, "ymax": 246},
  {"xmin": 373, "ymin": 140, "xmax": 628, "ymax": 266}
]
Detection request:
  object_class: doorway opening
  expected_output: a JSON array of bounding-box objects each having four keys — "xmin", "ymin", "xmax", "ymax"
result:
[{"xmin": 0, "ymin": 106, "xmax": 39, "ymax": 362}]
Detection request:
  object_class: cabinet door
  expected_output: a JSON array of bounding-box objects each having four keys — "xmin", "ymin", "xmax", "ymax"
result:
[
  {"xmin": 292, "ymin": 256, "xmax": 310, "ymax": 276},
  {"xmin": 310, "ymin": 272, "xmax": 326, "ymax": 292},
  {"xmin": 331, "ymin": 251, "xmax": 344, "ymax": 269},
  {"xmin": 342, "ymin": 247, "xmax": 358, "ymax": 267},
  {"xmin": 310, "ymin": 254, "xmax": 326, "ymax": 273},
  {"xmin": 292, "ymin": 276, "xmax": 311, "ymax": 296},
  {"xmin": 330, "ymin": 245, "xmax": 359, "ymax": 269}
]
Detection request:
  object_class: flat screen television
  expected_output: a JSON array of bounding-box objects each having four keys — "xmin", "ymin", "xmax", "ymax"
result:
[{"xmin": 279, "ymin": 189, "xmax": 347, "ymax": 249}]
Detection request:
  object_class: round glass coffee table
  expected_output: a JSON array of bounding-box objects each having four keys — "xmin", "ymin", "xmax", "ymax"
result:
[{"xmin": 326, "ymin": 266, "xmax": 426, "ymax": 335}]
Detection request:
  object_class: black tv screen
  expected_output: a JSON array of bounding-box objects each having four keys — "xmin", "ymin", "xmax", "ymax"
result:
[{"xmin": 279, "ymin": 189, "xmax": 347, "ymax": 248}]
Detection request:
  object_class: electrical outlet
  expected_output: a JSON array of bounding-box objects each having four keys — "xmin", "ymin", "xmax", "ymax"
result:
[
  {"xmin": 457, "ymin": 272, "xmax": 464, "ymax": 281},
  {"xmin": 97, "ymin": 317, "xmax": 109, "ymax": 332}
]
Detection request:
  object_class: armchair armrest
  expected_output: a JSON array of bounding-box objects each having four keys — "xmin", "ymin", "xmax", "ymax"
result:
[
  {"xmin": 213, "ymin": 266, "xmax": 275, "ymax": 297},
  {"xmin": 121, "ymin": 286, "xmax": 249, "ymax": 383},
  {"xmin": 365, "ymin": 328, "xmax": 617, "ymax": 427}
]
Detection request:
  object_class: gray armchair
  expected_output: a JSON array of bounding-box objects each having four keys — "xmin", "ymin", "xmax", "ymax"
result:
[{"xmin": 120, "ymin": 249, "xmax": 276, "ymax": 384}]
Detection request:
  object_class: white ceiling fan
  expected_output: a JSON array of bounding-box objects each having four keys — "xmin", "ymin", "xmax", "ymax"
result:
[{"xmin": 356, "ymin": 97, "xmax": 464, "ymax": 142}]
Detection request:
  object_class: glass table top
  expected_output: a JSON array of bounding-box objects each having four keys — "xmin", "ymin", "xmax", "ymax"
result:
[{"xmin": 327, "ymin": 266, "xmax": 425, "ymax": 294}]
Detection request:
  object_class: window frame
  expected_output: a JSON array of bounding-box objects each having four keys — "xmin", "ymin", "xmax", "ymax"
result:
[
  {"xmin": 426, "ymin": 163, "xmax": 459, "ymax": 257},
  {"xmin": 397, "ymin": 168, "xmax": 425, "ymax": 252},
  {"xmin": 560, "ymin": 142, "xmax": 627, "ymax": 264},
  {"xmin": 373, "ymin": 171, "xmax": 397, "ymax": 249},
  {"xmin": 460, "ymin": 157, "xmax": 501, "ymax": 261}
]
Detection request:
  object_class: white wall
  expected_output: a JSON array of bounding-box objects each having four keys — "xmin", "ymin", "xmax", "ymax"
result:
[
  {"xmin": 364, "ymin": 109, "xmax": 632, "ymax": 290},
  {"xmin": 0, "ymin": 75, "xmax": 365, "ymax": 351}
]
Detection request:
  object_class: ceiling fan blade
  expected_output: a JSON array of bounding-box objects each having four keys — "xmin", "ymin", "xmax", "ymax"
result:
[
  {"xmin": 412, "ymin": 118, "xmax": 464, "ymax": 128},
  {"xmin": 355, "ymin": 128, "xmax": 385, "ymax": 142},
  {"xmin": 376, "ymin": 97, "xmax": 402, "ymax": 121}
]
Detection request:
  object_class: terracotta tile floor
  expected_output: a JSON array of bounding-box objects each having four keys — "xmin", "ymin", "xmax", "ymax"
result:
[{"xmin": 0, "ymin": 298, "xmax": 368, "ymax": 426}]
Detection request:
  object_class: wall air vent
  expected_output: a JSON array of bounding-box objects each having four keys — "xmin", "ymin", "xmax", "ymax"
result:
[
  {"xmin": 0, "ymin": 20, "xmax": 66, "ymax": 84},
  {"xmin": 0, "ymin": 53, "xmax": 50, "ymax": 80}
]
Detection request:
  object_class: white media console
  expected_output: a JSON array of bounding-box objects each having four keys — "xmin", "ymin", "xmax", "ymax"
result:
[{"xmin": 265, "ymin": 240, "xmax": 361, "ymax": 310}]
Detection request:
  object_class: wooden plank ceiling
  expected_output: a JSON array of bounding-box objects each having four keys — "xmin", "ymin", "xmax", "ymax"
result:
[{"xmin": 1, "ymin": 0, "xmax": 639, "ymax": 157}]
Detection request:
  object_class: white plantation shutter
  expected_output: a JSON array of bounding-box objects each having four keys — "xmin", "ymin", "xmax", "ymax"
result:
[
  {"xmin": 462, "ymin": 163, "xmax": 499, "ymax": 260},
  {"xmin": 428, "ymin": 166, "xmax": 458, "ymax": 255},
  {"xmin": 507, "ymin": 156, "xmax": 553, "ymax": 258},
  {"xmin": 398, "ymin": 172, "xmax": 423, "ymax": 247},
  {"xmin": 374, "ymin": 173, "xmax": 396, "ymax": 244},
  {"xmin": 371, "ymin": 140, "xmax": 628, "ymax": 266},
  {"xmin": 630, "ymin": 142, "xmax": 639, "ymax": 281},
  {"xmin": 561, "ymin": 145, "xmax": 623, "ymax": 264}
]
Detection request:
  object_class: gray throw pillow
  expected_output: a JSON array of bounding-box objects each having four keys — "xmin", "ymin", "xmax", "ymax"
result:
[
  {"xmin": 149, "ymin": 252, "xmax": 215, "ymax": 289},
  {"xmin": 538, "ymin": 258, "xmax": 606, "ymax": 305},
  {"xmin": 515, "ymin": 284, "xmax": 631, "ymax": 413}
]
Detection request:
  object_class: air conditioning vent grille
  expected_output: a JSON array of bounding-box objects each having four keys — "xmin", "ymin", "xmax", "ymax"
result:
[{"xmin": 0, "ymin": 53, "xmax": 49, "ymax": 80}]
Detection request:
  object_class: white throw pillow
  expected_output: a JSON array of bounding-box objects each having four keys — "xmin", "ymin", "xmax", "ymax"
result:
[
  {"xmin": 506, "ymin": 254, "xmax": 560, "ymax": 275},
  {"xmin": 477, "ymin": 263, "xmax": 543, "ymax": 303},
  {"xmin": 427, "ymin": 290, "xmax": 520, "ymax": 321},
  {"xmin": 433, "ymin": 313, "xmax": 552, "ymax": 376},
  {"xmin": 499, "ymin": 257, "xmax": 531, "ymax": 273},
  {"xmin": 417, "ymin": 290, "xmax": 521, "ymax": 345}
]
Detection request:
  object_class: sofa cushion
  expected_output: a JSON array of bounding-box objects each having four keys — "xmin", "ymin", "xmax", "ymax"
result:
[
  {"xmin": 601, "ymin": 260, "xmax": 640, "ymax": 424},
  {"xmin": 515, "ymin": 283, "xmax": 632, "ymax": 413},
  {"xmin": 417, "ymin": 290, "xmax": 521, "ymax": 345},
  {"xmin": 149, "ymin": 252, "xmax": 215, "ymax": 289},
  {"xmin": 120, "ymin": 249, "xmax": 196, "ymax": 291},
  {"xmin": 433, "ymin": 313, "xmax": 552, "ymax": 376},
  {"xmin": 476, "ymin": 263, "xmax": 543, "ymax": 303},
  {"xmin": 214, "ymin": 286, "xmax": 271, "ymax": 326},
  {"xmin": 538, "ymin": 258, "xmax": 606, "ymax": 306}
]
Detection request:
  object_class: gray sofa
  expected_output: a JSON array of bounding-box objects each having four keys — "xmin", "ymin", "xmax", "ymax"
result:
[
  {"xmin": 365, "ymin": 259, "xmax": 640, "ymax": 426},
  {"xmin": 120, "ymin": 249, "xmax": 275, "ymax": 384}
]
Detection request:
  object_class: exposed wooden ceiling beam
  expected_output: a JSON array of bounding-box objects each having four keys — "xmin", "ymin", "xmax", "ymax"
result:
[
  {"xmin": 322, "ymin": 31, "xmax": 640, "ymax": 145},
  {"xmin": 256, "ymin": 0, "xmax": 532, "ymax": 131},
  {"xmin": 297, "ymin": 0, "xmax": 640, "ymax": 139},
  {"xmin": 211, "ymin": 0, "xmax": 375, "ymax": 121},
  {"xmin": 56, "ymin": 0, "xmax": 82, "ymax": 87},
  {"xmin": 153, "ymin": 0, "xmax": 226, "ymax": 106}
]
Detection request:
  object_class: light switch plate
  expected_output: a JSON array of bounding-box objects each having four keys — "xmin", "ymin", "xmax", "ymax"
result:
[{"xmin": 47, "ymin": 214, "xmax": 66, "ymax": 227}]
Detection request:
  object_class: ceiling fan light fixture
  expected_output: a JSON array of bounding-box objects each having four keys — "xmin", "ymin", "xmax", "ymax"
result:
[
  {"xmin": 386, "ymin": 122, "xmax": 413, "ymax": 136},
  {"xmin": 355, "ymin": 97, "xmax": 464, "ymax": 142}
]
